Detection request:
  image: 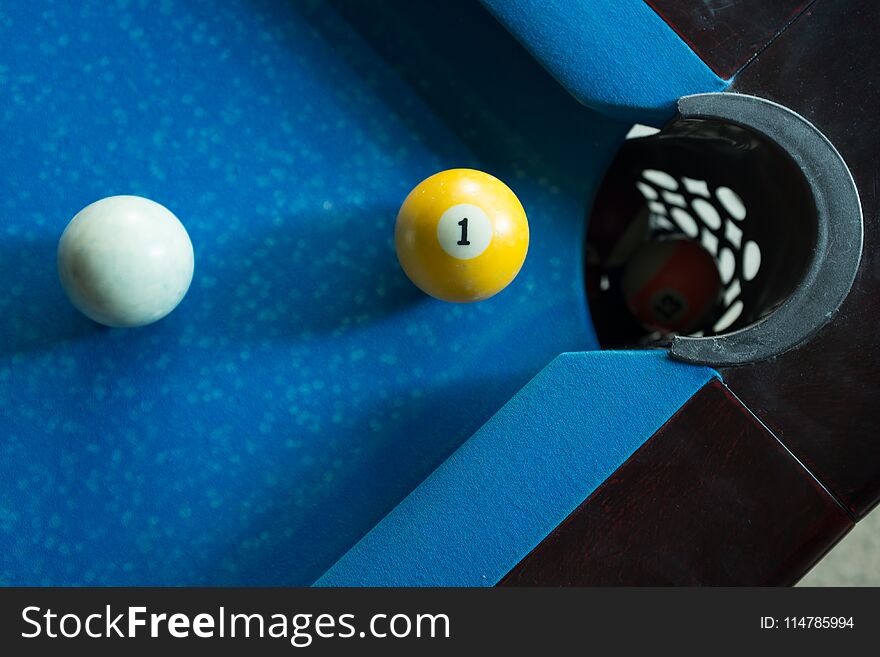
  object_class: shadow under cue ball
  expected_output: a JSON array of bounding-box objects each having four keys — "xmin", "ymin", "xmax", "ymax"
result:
[
  {"xmin": 395, "ymin": 169, "xmax": 529, "ymax": 303},
  {"xmin": 58, "ymin": 195, "xmax": 195, "ymax": 328}
]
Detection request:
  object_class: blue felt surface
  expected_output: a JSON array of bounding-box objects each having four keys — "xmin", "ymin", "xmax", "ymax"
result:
[
  {"xmin": 481, "ymin": 0, "xmax": 728, "ymax": 124},
  {"xmin": 316, "ymin": 351, "xmax": 717, "ymax": 586},
  {"xmin": 0, "ymin": 0, "xmax": 716, "ymax": 586}
]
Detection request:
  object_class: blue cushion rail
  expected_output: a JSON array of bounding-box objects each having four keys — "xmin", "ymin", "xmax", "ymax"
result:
[
  {"xmin": 316, "ymin": 351, "xmax": 717, "ymax": 587},
  {"xmin": 480, "ymin": 0, "xmax": 728, "ymax": 124}
]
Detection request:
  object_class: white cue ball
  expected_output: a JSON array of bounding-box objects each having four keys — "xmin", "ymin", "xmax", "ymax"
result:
[{"xmin": 58, "ymin": 195, "xmax": 194, "ymax": 328}]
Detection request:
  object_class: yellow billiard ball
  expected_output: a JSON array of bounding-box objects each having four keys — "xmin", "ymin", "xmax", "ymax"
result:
[{"xmin": 395, "ymin": 169, "xmax": 529, "ymax": 302}]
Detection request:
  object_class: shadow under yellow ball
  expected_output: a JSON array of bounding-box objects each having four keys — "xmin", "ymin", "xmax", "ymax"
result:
[{"xmin": 395, "ymin": 169, "xmax": 529, "ymax": 302}]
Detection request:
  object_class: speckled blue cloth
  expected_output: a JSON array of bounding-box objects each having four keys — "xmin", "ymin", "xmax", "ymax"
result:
[{"xmin": 0, "ymin": 0, "xmax": 718, "ymax": 585}]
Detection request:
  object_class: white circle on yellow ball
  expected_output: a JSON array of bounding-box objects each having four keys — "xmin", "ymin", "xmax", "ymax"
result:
[
  {"xmin": 436, "ymin": 203, "xmax": 493, "ymax": 260},
  {"xmin": 58, "ymin": 195, "xmax": 194, "ymax": 328}
]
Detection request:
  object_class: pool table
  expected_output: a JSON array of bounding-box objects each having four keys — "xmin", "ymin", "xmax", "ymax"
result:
[{"xmin": 1, "ymin": 0, "xmax": 875, "ymax": 586}]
